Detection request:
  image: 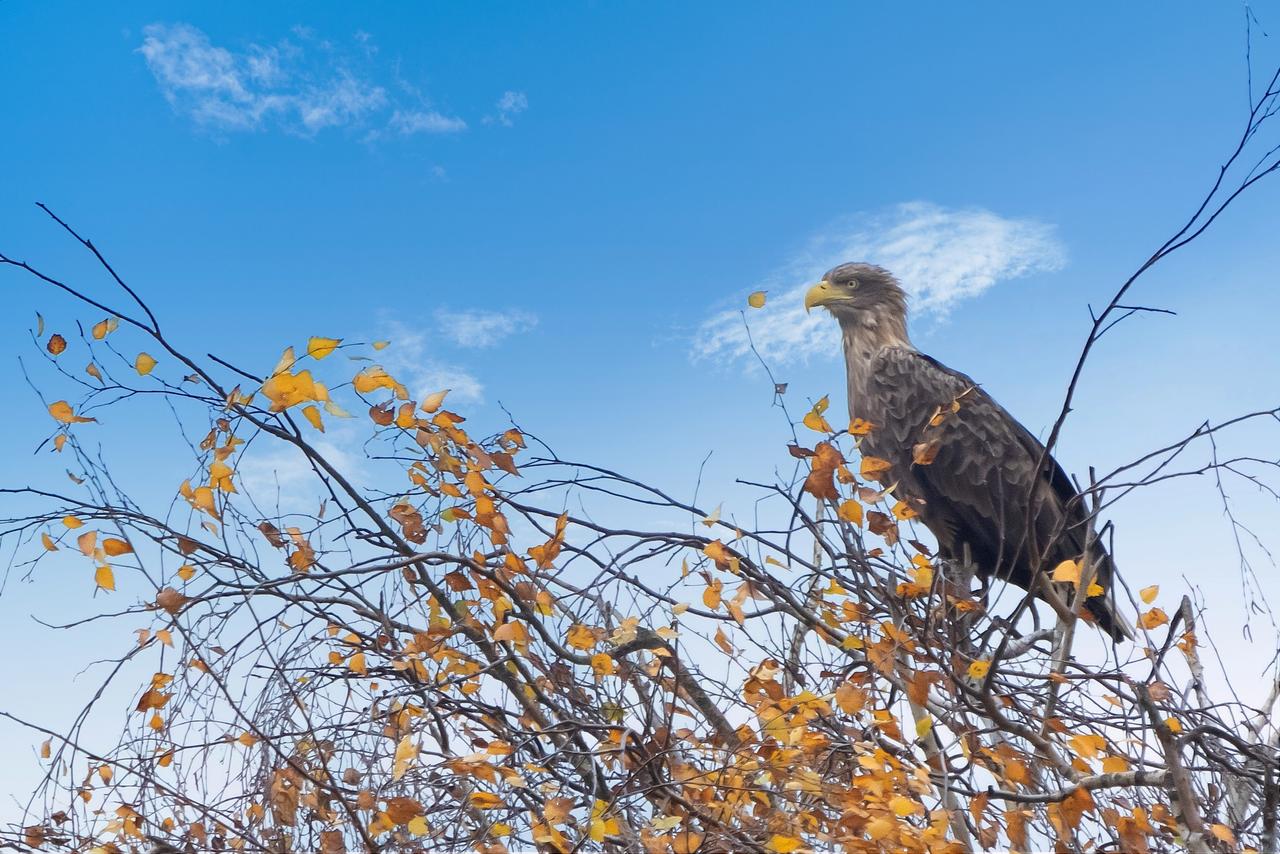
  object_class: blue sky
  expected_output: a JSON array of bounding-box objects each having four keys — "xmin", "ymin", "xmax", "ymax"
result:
[{"xmin": 3, "ymin": 0, "xmax": 1280, "ymax": 811}]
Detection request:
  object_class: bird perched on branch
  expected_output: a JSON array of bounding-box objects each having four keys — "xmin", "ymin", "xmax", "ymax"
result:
[{"xmin": 806, "ymin": 262, "xmax": 1131, "ymax": 640}]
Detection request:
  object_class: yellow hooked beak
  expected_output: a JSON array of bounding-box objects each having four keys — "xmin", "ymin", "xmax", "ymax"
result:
[{"xmin": 804, "ymin": 281, "xmax": 838, "ymax": 313}]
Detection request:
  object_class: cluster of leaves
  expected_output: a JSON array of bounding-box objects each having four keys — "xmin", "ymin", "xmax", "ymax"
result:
[
  {"xmin": 4, "ymin": 171, "xmax": 1280, "ymax": 853},
  {"xmin": 0, "ymin": 283, "xmax": 1273, "ymax": 854}
]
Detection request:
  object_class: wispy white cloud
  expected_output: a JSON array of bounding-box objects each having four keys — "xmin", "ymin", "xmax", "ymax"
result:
[
  {"xmin": 486, "ymin": 90, "xmax": 528, "ymax": 126},
  {"xmin": 376, "ymin": 320, "xmax": 485, "ymax": 403},
  {"xmin": 692, "ymin": 202, "xmax": 1067, "ymax": 367},
  {"xmin": 138, "ymin": 23, "xmax": 468, "ymax": 138},
  {"xmin": 389, "ymin": 109, "xmax": 467, "ymax": 135},
  {"xmin": 139, "ymin": 23, "xmax": 388, "ymax": 134},
  {"xmin": 434, "ymin": 309, "xmax": 538, "ymax": 349}
]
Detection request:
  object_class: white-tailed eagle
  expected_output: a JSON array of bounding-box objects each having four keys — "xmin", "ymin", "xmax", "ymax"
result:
[{"xmin": 806, "ymin": 262, "xmax": 1129, "ymax": 640}]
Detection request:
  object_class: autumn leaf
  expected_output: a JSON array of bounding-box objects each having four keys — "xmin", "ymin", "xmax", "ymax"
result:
[
  {"xmin": 392, "ymin": 734, "xmax": 418, "ymax": 780},
  {"xmin": 48, "ymin": 400, "xmax": 95, "ymax": 424},
  {"xmin": 836, "ymin": 498, "xmax": 863, "ymax": 527},
  {"xmin": 470, "ymin": 792, "xmax": 503, "ymax": 809},
  {"xmin": 301, "ymin": 404, "xmax": 324, "ymax": 432},
  {"xmin": 1139, "ymin": 585, "xmax": 1159, "ymax": 604},
  {"xmin": 135, "ymin": 353, "xmax": 158, "ymax": 375},
  {"xmin": 91, "ymin": 317, "xmax": 119, "ymax": 340},
  {"xmin": 860, "ymin": 456, "xmax": 892, "ymax": 479},
  {"xmin": 848, "ymin": 418, "xmax": 875, "ymax": 436},
  {"xmin": 1210, "ymin": 824, "xmax": 1236, "ymax": 845},
  {"xmin": 155, "ymin": 587, "xmax": 188, "ymax": 615},
  {"xmin": 46, "ymin": 334, "xmax": 67, "ymax": 356},
  {"xmin": 1051, "ymin": 559, "xmax": 1081, "ymax": 585},
  {"xmin": 102, "ymin": 538, "xmax": 133, "ymax": 556},
  {"xmin": 95, "ymin": 565, "xmax": 116, "ymax": 591},
  {"xmin": 1138, "ymin": 607, "xmax": 1169, "ymax": 630},
  {"xmin": 968, "ymin": 659, "xmax": 991, "ymax": 680},
  {"xmin": 747, "ymin": 291, "xmax": 767, "ymax": 308},
  {"xmin": 766, "ymin": 835, "xmax": 802, "ymax": 853},
  {"xmin": 912, "ymin": 439, "xmax": 940, "ymax": 465},
  {"xmin": 40, "ymin": 532, "xmax": 58, "ymax": 551},
  {"xmin": 307, "ymin": 336, "xmax": 342, "ymax": 360}
]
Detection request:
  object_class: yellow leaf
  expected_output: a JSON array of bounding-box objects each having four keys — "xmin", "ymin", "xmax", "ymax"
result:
[
  {"xmin": 802, "ymin": 409, "xmax": 833, "ymax": 434},
  {"xmin": 372, "ymin": 339, "xmax": 390, "ymax": 350},
  {"xmin": 135, "ymin": 353, "xmax": 157, "ymax": 375},
  {"xmin": 48, "ymin": 400, "xmax": 96, "ymax": 424},
  {"xmin": 406, "ymin": 816, "xmax": 429, "ymax": 836},
  {"xmin": 177, "ymin": 565, "xmax": 196, "ymax": 582},
  {"xmin": 470, "ymin": 792, "xmax": 502, "ymax": 809},
  {"xmin": 860, "ymin": 456, "xmax": 892, "ymax": 478},
  {"xmin": 40, "ymin": 738, "xmax": 51, "ymax": 759},
  {"xmin": 1138, "ymin": 607, "xmax": 1169, "ymax": 630},
  {"xmin": 191, "ymin": 486, "xmax": 217, "ymax": 517},
  {"xmin": 837, "ymin": 499, "xmax": 863, "ymax": 527},
  {"xmin": 1140, "ymin": 585, "xmax": 1159, "ymax": 604},
  {"xmin": 237, "ymin": 732, "xmax": 259, "ymax": 747},
  {"xmin": 915, "ymin": 716, "xmax": 933, "ymax": 739},
  {"xmin": 891, "ymin": 499, "xmax": 918, "ymax": 521},
  {"xmin": 1210, "ymin": 824, "xmax": 1236, "ymax": 845},
  {"xmin": 41, "ymin": 532, "xmax": 58, "ymax": 552},
  {"xmin": 1086, "ymin": 581, "xmax": 1104, "ymax": 597},
  {"xmin": 95, "ymin": 565, "xmax": 116, "ymax": 591},
  {"xmin": 301, "ymin": 404, "xmax": 325, "ymax": 432},
  {"xmin": 1101, "ymin": 755, "xmax": 1130, "ymax": 773},
  {"xmin": 62, "ymin": 515, "xmax": 84, "ymax": 529},
  {"xmin": 890, "ymin": 795, "xmax": 919, "ymax": 817},
  {"xmin": 1164, "ymin": 716, "xmax": 1182, "ymax": 733},
  {"xmin": 103, "ymin": 538, "xmax": 133, "ymax": 556},
  {"xmin": 591, "ymin": 653, "xmax": 616, "ymax": 676},
  {"xmin": 1051, "ymin": 559, "xmax": 1080, "ymax": 585},
  {"xmin": 967, "ymin": 659, "xmax": 991, "ymax": 680},
  {"xmin": 392, "ymin": 735, "xmax": 417, "ymax": 780},
  {"xmin": 766, "ymin": 835, "xmax": 802, "ymax": 853},
  {"xmin": 307, "ymin": 336, "xmax": 342, "ymax": 360},
  {"xmin": 747, "ymin": 291, "xmax": 767, "ymax": 309},
  {"xmin": 348, "ymin": 652, "xmax": 368, "ymax": 675}
]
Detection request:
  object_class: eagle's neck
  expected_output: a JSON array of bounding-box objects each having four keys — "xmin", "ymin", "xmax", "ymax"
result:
[{"xmin": 839, "ymin": 312, "xmax": 912, "ymax": 420}]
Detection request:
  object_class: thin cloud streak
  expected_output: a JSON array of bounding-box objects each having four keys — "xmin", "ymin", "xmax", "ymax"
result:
[
  {"xmin": 434, "ymin": 309, "xmax": 538, "ymax": 349},
  {"xmin": 138, "ymin": 23, "xmax": 467, "ymax": 137},
  {"xmin": 692, "ymin": 202, "xmax": 1067, "ymax": 368}
]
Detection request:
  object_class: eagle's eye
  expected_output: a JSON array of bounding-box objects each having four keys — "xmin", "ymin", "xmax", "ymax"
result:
[{"xmin": 845, "ymin": 279, "xmax": 858, "ymax": 290}]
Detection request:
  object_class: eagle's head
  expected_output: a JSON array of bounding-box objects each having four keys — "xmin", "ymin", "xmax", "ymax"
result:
[{"xmin": 803, "ymin": 263, "xmax": 907, "ymax": 324}]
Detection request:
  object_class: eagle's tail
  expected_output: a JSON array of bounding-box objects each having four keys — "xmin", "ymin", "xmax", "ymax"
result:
[{"xmin": 1082, "ymin": 593, "xmax": 1134, "ymax": 642}]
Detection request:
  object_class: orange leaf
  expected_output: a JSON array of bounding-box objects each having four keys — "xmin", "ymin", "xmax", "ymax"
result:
[
  {"xmin": 103, "ymin": 538, "xmax": 133, "ymax": 556},
  {"xmin": 860, "ymin": 456, "xmax": 892, "ymax": 478},
  {"xmin": 48, "ymin": 400, "xmax": 95, "ymax": 424}
]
